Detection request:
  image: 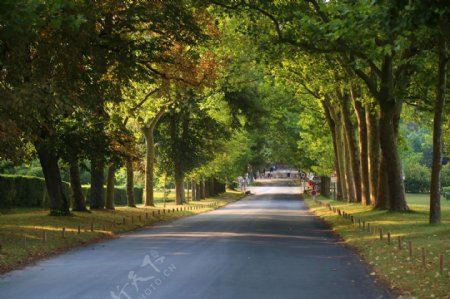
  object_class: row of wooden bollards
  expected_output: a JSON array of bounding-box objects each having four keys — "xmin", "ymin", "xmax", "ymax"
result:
[
  {"xmin": 315, "ymin": 200, "xmax": 445, "ymax": 275},
  {"xmin": 0, "ymin": 202, "xmax": 219, "ymax": 250},
  {"xmin": 120, "ymin": 203, "xmax": 218, "ymax": 226}
]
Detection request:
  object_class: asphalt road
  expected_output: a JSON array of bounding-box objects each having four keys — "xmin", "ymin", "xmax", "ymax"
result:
[{"xmin": 0, "ymin": 185, "xmax": 393, "ymax": 299}]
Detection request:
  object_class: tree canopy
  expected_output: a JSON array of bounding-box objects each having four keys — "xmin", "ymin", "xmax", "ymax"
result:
[{"xmin": 0, "ymin": 0, "xmax": 449, "ymax": 223}]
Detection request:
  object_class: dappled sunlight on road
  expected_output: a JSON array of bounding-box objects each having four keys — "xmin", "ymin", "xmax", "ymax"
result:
[
  {"xmin": 124, "ymin": 231, "xmax": 330, "ymax": 242},
  {"xmin": 211, "ymin": 207, "xmax": 309, "ymax": 216}
]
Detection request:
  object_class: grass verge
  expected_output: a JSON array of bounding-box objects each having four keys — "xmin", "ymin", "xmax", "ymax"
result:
[
  {"xmin": 305, "ymin": 194, "xmax": 450, "ymax": 299},
  {"xmin": 0, "ymin": 191, "xmax": 244, "ymax": 274}
]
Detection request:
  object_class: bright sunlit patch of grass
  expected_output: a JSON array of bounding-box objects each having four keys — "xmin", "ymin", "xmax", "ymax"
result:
[
  {"xmin": 0, "ymin": 191, "xmax": 244, "ymax": 273},
  {"xmin": 306, "ymin": 193, "xmax": 450, "ymax": 298}
]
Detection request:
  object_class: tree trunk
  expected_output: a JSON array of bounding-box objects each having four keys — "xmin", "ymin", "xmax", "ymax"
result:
[
  {"xmin": 320, "ymin": 176, "xmax": 331, "ymax": 198},
  {"xmin": 197, "ymin": 181, "xmax": 202, "ymax": 200},
  {"xmin": 200, "ymin": 178, "xmax": 205, "ymax": 199},
  {"xmin": 195, "ymin": 181, "xmax": 201, "ymax": 200},
  {"xmin": 366, "ymin": 102, "xmax": 381, "ymax": 207},
  {"xmin": 141, "ymin": 110, "xmax": 165, "ymax": 207},
  {"xmin": 204, "ymin": 178, "xmax": 210, "ymax": 198},
  {"xmin": 378, "ymin": 104, "xmax": 408, "ymax": 211},
  {"xmin": 186, "ymin": 181, "xmax": 190, "ymax": 202},
  {"xmin": 322, "ymin": 99, "xmax": 343, "ymax": 200},
  {"xmin": 376, "ymin": 57, "xmax": 408, "ymax": 211},
  {"xmin": 69, "ymin": 160, "xmax": 86, "ymax": 211},
  {"xmin": 352, "ymin": 94, "xmax": 370, "ymax": 205},
  {"xmin": 90, "ymin": 158, "xmax": 105, "ymax": 209},
  {"xmin": 36, "ymin": 144, "xmax": 70, "ymax": 215},
  {"xmin": 335, "ymin": 120, "xmax": 348, "ymax": 200},
  {"xmin": 105, "ymin": 162, "xmax": 115, "ymax": 210},
  {"xmin": 126, "ymin": 159, "xmax": 135, "ymax": 207},
  {"xmin": 376, "ymin": 155, "xmax": 390, "ymax": 209},
  {"xmin": 192, "ymin": 179, "xmax": 197, "ymax": 201},
  {"xmin": 142, "ymin": 127, "xmax": 155, "ymax": 206},
  {"xmin": 341, "ymin": 91, "xmax": 362, "ymax": 203},
  {"xmin": 343, "ymin": 122, "xmax": 356, "ymax": 202},
  {"xmin": 210, "ymin": 178, "xmax": 215, "ymax": 196},
  {"xmin": 331, "ymin": 107, "xmax": 348, "ymax": 201},
  {"xmin": 430, "ymin": 39, "xmax": 447, "ymax": 224},
  {"xmin": 175, "ymin": 177, "xmax": 184, "ymax": 205}
]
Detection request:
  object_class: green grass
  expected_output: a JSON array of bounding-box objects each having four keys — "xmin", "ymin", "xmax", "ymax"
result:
[
  {"xmin": 0, "ymin": 190, "xmax": 244, "ymax": 273},
  {"xmin": 306, "ymin": 193, "xmax": 450, "ymax": 299}
]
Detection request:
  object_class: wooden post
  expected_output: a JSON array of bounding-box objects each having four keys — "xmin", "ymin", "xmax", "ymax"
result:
[
  {"xmin": 62, "ymin": 227, "xmax": 66, "ymax": 239},
  {"xmin": 90, "ymin": 222, "xmax": 94, "ymax": 232},
  {"xmin": 77, "ymin": 225, "xmax": 81, "ymax": 234},
  {"xmin": 379, "ymin": 228, "xmax": 383, "ymax": 240},
  {"xmin": 387, "ymin": 232, "xmax": 391, "ymax": 244},
  {"xmin": 123, "ymin": 217, "xmax": 126, "ymax": 225},
  {"xmin": 398, "ymin": 237, "xmax": 402, "ymax": 250}
]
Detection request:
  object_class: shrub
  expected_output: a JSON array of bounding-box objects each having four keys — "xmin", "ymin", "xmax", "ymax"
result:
[
  {"xmin": 443, "ymin": 186, "xmax": 450, "ymax": 200},
  {"xmin": 404, "ymin": 162, "xmax": 430, "ymax": 193},
  {"xmin": 441, "ymin": 163, "xmax": 450, "ymax": 188}
]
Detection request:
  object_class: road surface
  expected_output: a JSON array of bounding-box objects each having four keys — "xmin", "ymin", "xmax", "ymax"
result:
[{"xmin": 0, "ymin": 185, "xmax": 393, "ymax": 299}]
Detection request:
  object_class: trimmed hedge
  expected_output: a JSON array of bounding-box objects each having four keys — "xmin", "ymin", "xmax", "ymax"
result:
[
  {"xmin": 0, "ymin": 175, "xmax": 143, "ymax": 208},
  {"xmin": 81, "ymin": 185, "xmax": 143, "ymax": 206},
  {"xmin": 0, "ymin": 174, "xmax": 71, "ymax": 208}
]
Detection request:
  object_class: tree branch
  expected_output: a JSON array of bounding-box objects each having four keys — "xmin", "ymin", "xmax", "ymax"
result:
[{"xmin": 129, "ymin": 88, "xmax": 161, "ymax": 114}]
